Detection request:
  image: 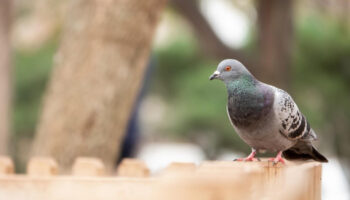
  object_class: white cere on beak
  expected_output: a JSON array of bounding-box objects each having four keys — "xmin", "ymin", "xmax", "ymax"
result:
[{"xmin": 209, "ymin": 70, "xmax": 221, "ymax": 80}]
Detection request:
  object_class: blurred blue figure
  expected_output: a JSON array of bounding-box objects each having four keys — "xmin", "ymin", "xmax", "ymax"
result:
[{"xmin": 118, "ymin": 56, "xmax": 156, "ymax": 163}]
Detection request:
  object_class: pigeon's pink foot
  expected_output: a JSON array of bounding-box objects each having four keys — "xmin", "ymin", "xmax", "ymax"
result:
[
  {"xmin": 234, "ymin": 149, "xmax": 258, "ymax": 162},
  {"xmin": 268, "ymin": 151, "xmax": 285, "ymax": 164},
  {"xmin": 234, "ymin": 157, "xmax": 255, "ymax": 162}
]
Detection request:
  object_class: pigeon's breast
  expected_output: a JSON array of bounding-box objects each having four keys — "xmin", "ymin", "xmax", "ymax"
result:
[{"xmin": 227, "ymin": 87, "xmax": 274, "ymax": 128}]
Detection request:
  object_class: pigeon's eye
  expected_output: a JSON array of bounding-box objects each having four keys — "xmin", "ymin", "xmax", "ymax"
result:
[{"xmin": 225, "ymin": 66, "xmax": 231, "ymax": 71}]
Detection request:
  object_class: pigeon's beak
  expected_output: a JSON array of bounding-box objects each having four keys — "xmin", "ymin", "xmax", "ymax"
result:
[{"xmin": 209, "ymin": 71, "xmax": 220, "ymax": 80}]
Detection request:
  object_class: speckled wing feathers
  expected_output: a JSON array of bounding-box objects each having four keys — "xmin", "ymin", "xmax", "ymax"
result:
[{"xmin": 273, "ymin": 88, "xmax": 317, "ymax": 141}]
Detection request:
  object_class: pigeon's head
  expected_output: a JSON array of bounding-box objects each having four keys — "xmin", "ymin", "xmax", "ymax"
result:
[{"xmin": 209, "ymin": 59, "xmax": 251, "ymax": 82}]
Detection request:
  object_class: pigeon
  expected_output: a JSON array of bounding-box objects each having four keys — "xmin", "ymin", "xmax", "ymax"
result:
[{"xmin": 209, "ymin": 59, "xmax": 328, "ymax": 164}]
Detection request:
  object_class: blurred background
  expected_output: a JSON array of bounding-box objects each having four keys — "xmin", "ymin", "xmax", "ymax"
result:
[{"xmin": 0, "ymin": 0, "xmax": 349, "ymax": 199}]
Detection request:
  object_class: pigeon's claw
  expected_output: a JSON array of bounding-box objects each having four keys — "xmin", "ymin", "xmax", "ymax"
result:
[
  {"xmin": 233, "ymin": 157, "xmax": 258, "ymax": 162},
  {"xmin": 233, "ymin": 149, "xmax": 258, "ymax": 162},
  {"xmin": 268, "ymin": 151, "xmax": 285, "ymax": 165},
  {"xmin": 234, "ymin": 157, "xmax": 254, "ymax": 162}
]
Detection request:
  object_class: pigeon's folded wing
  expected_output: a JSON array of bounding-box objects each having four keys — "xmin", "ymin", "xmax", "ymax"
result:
[{"xmin": 273, "ymin": 87, "xmax": 317, "ymax": 141}]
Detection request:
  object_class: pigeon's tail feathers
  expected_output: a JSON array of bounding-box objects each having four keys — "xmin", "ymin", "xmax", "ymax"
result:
[
  {"xmin": 283, "ymin": 142, "xmax": 328, "ymax": 163},
  {"xmin": 310, "ymin": 147, "xmax": 329, "ymax": 162}
]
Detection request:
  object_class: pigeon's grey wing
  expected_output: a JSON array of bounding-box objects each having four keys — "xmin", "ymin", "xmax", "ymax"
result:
[{"xmin": 273, "ymin": 87, "xmax": 317, "ymax": 141}]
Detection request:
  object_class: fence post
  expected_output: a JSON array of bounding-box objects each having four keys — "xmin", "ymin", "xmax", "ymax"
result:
[
  {"xmin": 0, "ymin": 156, "xmax": 13, "ymax": 175},
  {"xmin": 117, "ymin": 159, "xmax": 149, "ymax": 177},
  {"xmin": 27, "ymin": 157, "xmax": 58, "ymax": 176},
  {"xmin": 72, "ymin": 157, "xmax": 106, "ymax": 176}
]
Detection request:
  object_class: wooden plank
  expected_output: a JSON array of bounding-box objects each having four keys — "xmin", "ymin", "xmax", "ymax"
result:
[
  {"xmin": 0, "ymin": 159, "xmax": 322, "ymax": 200},
  {"xmin": 161, "ymin": 162, "xmax": 196, "ymax": 177},
  {"xmin": 0, "ymin": 176, "xmax": 155, "ymax": 200},
  {"xmin": 117, "ymin": 159, "xmax": 149, "ymax": 177},
  {"xmin": 195, "ymin": 160, "xmax": 321, "ymax": 200},
  {"xmin": 0, "ymin": 156, "xmax": 13, "ymax": 175},
  {"xmin": 27, "ymin": 157, "xmax": 58, "ymax": 176},
  {"xmin": 72, "ymin": 157, "xmax": 106, "ymax": 176}
]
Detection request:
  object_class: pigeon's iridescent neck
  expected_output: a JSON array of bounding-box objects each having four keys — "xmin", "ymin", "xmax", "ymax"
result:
[{"xmin": 225, "ymin": 74, "xmax": 257, "ymax": 95}]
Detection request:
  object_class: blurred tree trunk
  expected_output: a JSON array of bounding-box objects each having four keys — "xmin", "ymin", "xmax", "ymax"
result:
[
  {"xmin": 257, "ymin": 0, "xmax": 293, "ymax": 89},
  {"xmin": 0, "ymin": 0, "xmax": 12, "ymax": 154},
  {"xmin": 32, "ymin": 0, "xmax": 166, "ymax": 171}
]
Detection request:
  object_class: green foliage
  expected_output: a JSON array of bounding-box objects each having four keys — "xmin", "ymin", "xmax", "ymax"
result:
[
  {"xmin": 153, "ymin": 38, "xmax": 201, "ymax": 98},
  {"xmin": 13, "ymin": 39, "xmax": 57, "ymax": 137}
]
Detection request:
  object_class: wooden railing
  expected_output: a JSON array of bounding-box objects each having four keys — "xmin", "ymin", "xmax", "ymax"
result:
[{"xmin": 0, "ymin": 156, "xmax": 322, "ymax": 200}]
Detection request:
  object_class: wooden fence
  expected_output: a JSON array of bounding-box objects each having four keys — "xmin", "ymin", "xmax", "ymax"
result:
[{"xmin": 0, "ymin": 156, "xmax": 322, "ymax": 200}]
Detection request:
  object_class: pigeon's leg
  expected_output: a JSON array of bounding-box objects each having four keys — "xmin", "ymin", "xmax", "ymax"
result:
[
  {"xmin": 268, "ymin": 151, "xmax": 285, "ymax": 164},
  {"xmin": 234, "ymin": 148, "xmax": 257, "ymax": 161}
]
